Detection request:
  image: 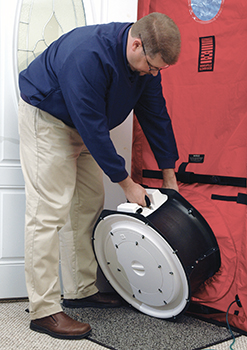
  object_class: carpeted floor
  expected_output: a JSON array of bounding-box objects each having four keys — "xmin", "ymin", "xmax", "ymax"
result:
[
  {"xmin": 0, "ymin": 300, "xmax": 108, "ymax": 350},
  {"xmin": 1, "ymin": 299, "xmax": 246, "ymax": 350},
  {"xmin": 65, "ymin": 305, "xmax": 240, "ymax": 350}
]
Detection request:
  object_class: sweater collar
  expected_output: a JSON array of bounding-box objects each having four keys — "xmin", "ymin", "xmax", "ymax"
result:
[{"xmin": 118, "ymin": 23, "xmax": 139, "ymax": 82}]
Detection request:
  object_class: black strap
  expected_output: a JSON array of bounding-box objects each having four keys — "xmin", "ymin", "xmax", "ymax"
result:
[
  {"xmin": 211, "ymin": 193, "xmax": 247, "ymax": 205},
  {"xmin": 177, "ymin": 162, "xmax": 246, "ymax": 187},
  {"xmin": 142, "ymin": 168, "xmax": 247, "ymax": 188},
  {"xmin": 142, "ymin": 170, "xmax": 163, "ymax": 180}
]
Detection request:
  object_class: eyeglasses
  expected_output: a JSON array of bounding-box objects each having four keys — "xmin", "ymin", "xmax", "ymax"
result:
[{"xmin": 139, "ymin": 34, "xmax": 169, "ymax": 72}]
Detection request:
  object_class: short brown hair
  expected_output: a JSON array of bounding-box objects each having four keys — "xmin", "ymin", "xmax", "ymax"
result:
[{"xmin": 131, "ymin": 12, "xmax": 181, "ymax": 65}]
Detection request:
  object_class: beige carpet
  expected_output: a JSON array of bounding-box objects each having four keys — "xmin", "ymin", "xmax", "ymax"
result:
[
  {"xmin": 202, "ymin": 336, "xmax": 247, "ymax": 350},
  {"xmin": 1, "ymin": 300, "xmax": 247, "ymax": 350},
  {"xmin": 0, "ymin": 300, "xmax": 109, "ymax": 350}
]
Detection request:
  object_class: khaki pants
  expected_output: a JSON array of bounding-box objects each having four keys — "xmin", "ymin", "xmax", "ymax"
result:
[{"xmin": 18, "ymin": 99, "xmax": 104, "ymax": 320}]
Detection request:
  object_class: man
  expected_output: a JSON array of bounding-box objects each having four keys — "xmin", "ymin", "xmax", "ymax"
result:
[{"xmin": 18, "ymin": 12, "xmax": 181, "ymax": 339}]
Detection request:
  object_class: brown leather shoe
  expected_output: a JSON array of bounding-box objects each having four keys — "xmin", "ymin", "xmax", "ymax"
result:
[
  {"xmin": 30, "ymin": 311, "xmax": 91, "ymax": 339},
  {"xmin": 63, "ymin": 292, "xmax": 123, "ymax": 308}
]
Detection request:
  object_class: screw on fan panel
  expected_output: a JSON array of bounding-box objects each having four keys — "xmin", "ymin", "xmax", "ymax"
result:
[{"xmin": 188, "ymin": 208, "xmax": 195, "ymax": 217}]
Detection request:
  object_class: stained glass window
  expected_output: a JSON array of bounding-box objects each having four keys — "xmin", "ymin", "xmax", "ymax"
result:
[{"xmin": 18, "ymin": 0, "xmax": 86, "ymax": 73}]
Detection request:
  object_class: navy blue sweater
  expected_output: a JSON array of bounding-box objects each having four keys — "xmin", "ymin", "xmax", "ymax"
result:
[{"xmin": 19, "ymin": 22, "xmax": 178, "ymax": 182}]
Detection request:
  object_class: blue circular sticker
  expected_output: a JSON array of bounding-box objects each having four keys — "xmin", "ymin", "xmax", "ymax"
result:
[{"xmin": 189, "ymin": 0, "xmax": 224, "ymax": 22}]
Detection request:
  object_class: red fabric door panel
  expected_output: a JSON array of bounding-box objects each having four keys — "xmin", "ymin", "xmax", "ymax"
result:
[{"xmin": 132, "ymin": 0, "xmax": 247, "ymax": 332}]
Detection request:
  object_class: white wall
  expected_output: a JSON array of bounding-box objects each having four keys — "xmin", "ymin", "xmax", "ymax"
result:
[{"xmin": 84, "ymin": 0, "xmax": 137, "ymax": 25}]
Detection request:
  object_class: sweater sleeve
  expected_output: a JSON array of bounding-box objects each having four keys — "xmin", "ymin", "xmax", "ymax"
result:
[
  {"xmin": 58, "ymin": 49, "xmax": 128, "ymax": 183},
  {"xmin": 134, "ymin": 74, "xmax": 179, "ymax": 169}
]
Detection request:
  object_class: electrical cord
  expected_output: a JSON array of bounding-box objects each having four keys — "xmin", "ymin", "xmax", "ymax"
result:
[
  {"xmin": 225, "ymin": 299, "xmax": 237, "ymax": 350},
  {"xmin": 205, "ymin": 295, "xmax": 241, "ymax": 350}
]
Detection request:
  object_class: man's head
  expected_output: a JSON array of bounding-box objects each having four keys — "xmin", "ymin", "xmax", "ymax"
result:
[{"xmin": 127, "ymin": 12, "xmax": 181, "ymax": 76}]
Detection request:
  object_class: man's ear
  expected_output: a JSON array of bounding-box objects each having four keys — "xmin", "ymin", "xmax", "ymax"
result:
[{"xmin": 131, "ymin": 38, "xmax": 142, "ymax": 52}]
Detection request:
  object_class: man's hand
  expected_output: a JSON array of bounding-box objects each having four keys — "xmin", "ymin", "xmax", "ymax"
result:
[
  {"xmin": 118, "ymin": 176, "xmax": 148, "ymax": 207},
  {"xmin": 162, "ymin": 168, "xmax": 179, "ymax": 191}
]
